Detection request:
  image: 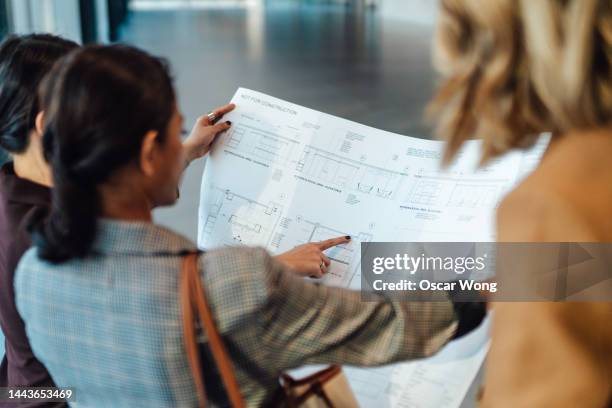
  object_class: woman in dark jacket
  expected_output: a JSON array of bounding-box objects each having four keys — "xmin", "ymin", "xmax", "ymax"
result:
[{"xmin": 0, "ymin": 34, "xmax": 78, "ymax": 408}]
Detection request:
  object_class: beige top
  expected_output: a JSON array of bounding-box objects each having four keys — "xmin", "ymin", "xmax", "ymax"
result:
[{"xmin": 481, "ymin": 130, "xmax": 612, "ymax": 407}]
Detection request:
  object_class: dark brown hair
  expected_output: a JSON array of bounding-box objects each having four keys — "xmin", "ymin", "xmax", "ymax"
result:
[
  {"xmin": 0, "ymin": 34, "xmax": 78, "ymax": 153},
  {"xmin": 32, "ymin": 45, "xmax": 176, "ymax": 263}
]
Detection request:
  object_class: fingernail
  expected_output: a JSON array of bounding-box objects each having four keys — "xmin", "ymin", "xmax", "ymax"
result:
[
  {"xmin": 226, "ymin": 121, "xmax": 232, "ymax": 125},
  {"xmin": 345, "ymin": 235, "xmax": 351, "ymax": 240}
]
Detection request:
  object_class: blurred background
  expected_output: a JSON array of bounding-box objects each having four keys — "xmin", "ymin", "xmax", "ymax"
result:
[{"xmin": 0, "ymin": 0, "xmax": 439, "ymax": 240}]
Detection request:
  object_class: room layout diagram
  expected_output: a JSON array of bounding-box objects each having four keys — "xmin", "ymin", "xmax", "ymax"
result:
[
  {"xmin": 200, "ymin": 88, "xmax": 548, "ymax": 278},
  {"xmin": 199, "ymin": 88, "xmax": 549, "ymax": 408},
  {"xmin": 222, "ymin": 123, "xmax": 300, "ymax": 167},
  {"xmin": 296, "ymin": 146, "xmax": 406, "ymax": 200},
  {"xmin": 199, "ymin": 186, "xmax": 283, "ymax": 249},
  {"xmin": 447, "ymin": 184, "xmax": 498, "ymax": 208},
  {"xmin": 199, "ymin": 184, "xmax": 373, "ymax": 288},
  {"xmin": 392, "ymin": 162, "xmax": 529, "ymax": 241},
  {"xmin": 406, "ymin": 178, "xmax": 501, "ymax": 209}
]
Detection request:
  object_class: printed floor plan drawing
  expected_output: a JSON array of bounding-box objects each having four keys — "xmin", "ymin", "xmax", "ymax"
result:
[
  {"xmin": 223, "ymin": 123, "xmax": 299, "ymax": 166},
  {"xmin": 198, "ymin": 88, "xmax": 549, "ymax": 408},
  {"xmin": 447, "ymin": 184, "xmax": 498, "ymax": 208},
  {"xmin": 296, "ymin": 146, "xmax": 405, "ymax": 199},
  {"xmin": 406, "ymin": 178, "xmax": 502, "ymax": 209},
  {"xmin": 199, "ymin": 186, "xmax": 283, "ymax": 248},
  {"xmin": 408, "ymin": 180, "xmax": 444, "ymax": 206}
]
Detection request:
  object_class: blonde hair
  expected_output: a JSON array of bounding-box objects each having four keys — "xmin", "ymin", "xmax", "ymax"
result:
[{"xmin": 429, "ymin": 0, "xmax": 612, "ymax": 164}]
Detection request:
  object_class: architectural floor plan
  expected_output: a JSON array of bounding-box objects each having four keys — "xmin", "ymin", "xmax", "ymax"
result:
[{"xmin": 198, "ymin": 88, "xmax": 548, "ymax": 407}]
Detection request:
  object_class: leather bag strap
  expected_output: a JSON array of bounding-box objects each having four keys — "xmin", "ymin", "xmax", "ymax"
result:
[{"xmin": 181, "ymin": 253, "xmax": 246, "ymax": 408}]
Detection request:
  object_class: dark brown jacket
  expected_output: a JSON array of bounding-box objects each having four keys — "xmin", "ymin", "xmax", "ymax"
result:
[{"xmin": 0, "ymin": 162, "xmax": 64, "ymax": 408}]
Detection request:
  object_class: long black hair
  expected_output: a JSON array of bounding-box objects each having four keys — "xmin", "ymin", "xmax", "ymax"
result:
[
  {"xmin": 32, "ymin": 45, "xmax": 176, "ymax": 263},
  {"xmin": 0, "ymin": 34, "xmax": 78, "ymax": 153}
]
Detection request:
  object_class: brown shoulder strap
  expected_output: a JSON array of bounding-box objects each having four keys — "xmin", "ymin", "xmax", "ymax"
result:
[
  {"xmin": 181, "ymin": 253, "xmax": 246, "ymax": 408},
  {"xmin": 181, "ymin": 254, "xmax": 207, "ymax": 407}
]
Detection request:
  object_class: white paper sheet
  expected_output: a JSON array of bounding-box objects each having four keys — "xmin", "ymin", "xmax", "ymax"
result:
[
  {"xmin": 198, "ymin": 88, "xmax": 546, "ymax": 407},
  {"xmin": 198, "ymin": 88, "xmax": 547, "ymax": 286},
  {"xmin": 344, "ymin": 316, "xmax": 490, "ymax": 408}
]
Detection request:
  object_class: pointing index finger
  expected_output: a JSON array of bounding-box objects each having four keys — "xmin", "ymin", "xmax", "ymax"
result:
[{"xmin": 316, "ymin": 235, "xmax": 351, "ymax": 251}]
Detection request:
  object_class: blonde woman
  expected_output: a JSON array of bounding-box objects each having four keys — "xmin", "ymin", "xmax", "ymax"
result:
[{"xmin": 430, "ymin": 0, "xmax": 612, "ymax": 406}]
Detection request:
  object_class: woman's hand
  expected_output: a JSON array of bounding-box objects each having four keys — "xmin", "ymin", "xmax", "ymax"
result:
[
  {"xmin": 274, "ymin": 236, "xmax": 351, "ymax": 278},
  {"xmin": 183, "ymin": 103, "xmax": 236, "ymax": 165}
]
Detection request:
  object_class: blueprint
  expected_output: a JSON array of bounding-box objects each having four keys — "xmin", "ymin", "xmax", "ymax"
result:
[
  {"xmin": 198, "ymin": 88, "xmax": 547, "ymax": 407},
  {"xmin": 198, "ymin": 88, "xmax": 548, "ymax": 287}
]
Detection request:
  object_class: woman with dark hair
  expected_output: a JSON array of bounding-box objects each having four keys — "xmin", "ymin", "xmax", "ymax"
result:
[
  {"xmin": 0, "ymin": 34, "xmax": 78, "ymax": 408},
  {"xmin": 0, "ymin": 34, "xmax": 251, "ymax": 407},
  {"xmin": 14, "ymin": 44, "xmax": 484, "ymax": 407}
]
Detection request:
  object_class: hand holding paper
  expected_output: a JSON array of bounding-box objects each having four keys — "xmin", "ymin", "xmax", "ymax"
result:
[
  {"xmin": 182, "ymin": 103, "xmax": 235, "ymax": 164},
  {"xmin": 197, "ymin": 88, "xmax": 548, "ymax": 408}
]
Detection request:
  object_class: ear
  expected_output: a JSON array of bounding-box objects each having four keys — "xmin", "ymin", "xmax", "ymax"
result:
[
  {"xmin": 139, "ymin": 130, "xmax": 160, "ymax": 177},
  {"xmin": 34, "ymin": 111, "xmax": 45, "ymax": 138}
]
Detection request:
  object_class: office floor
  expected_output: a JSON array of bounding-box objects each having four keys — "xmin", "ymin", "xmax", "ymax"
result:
[{"xmin": 119, "ymin": 2, "xmax": 437, "ymax": 241}]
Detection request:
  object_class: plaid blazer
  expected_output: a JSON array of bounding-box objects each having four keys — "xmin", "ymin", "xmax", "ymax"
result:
[{"xmin": 15, "ymin": 219, "xmax": 457, "ymax": 407}]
